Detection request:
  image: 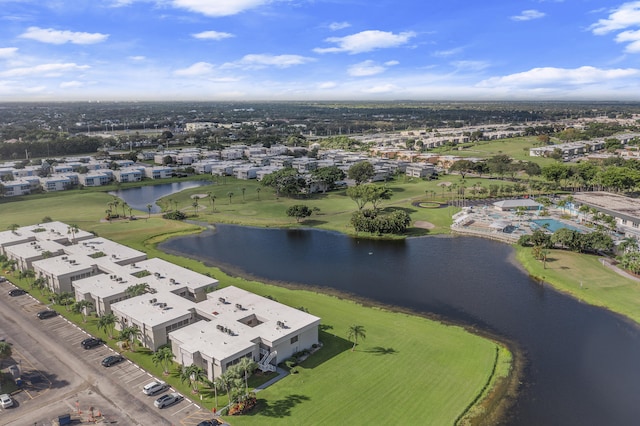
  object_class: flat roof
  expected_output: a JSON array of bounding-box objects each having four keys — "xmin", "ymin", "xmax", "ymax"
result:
[
  {"xmin": 111, "ymin": 292, "xmax": 194, "ymax": 327},
  {"xmin": 129, "ymin": 258, "xmax": 218, "ymax": 291},
  {"xmin": 73, "ymin": 272, "xmax": 139, "ymax": 299},
  {"xmin": 32, "ymin": 254, "xmax": 95, "ymax": 276},
  {"xmin": 171, "ymin": 286, "xmax": 320, "ymax": 361},
  {"xmin": 573, "ymin": 191, "xmax": 640, "ymax": 220},
  {"xmin": 4, "ymin": 240, "xmax": 64, "ymax": 259},
  {"xmin": 64, "ymin": 237, "xmax": 146, "ymax": 264}
]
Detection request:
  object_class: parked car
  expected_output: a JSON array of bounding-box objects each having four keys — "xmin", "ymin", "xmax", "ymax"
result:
[
  {"xmin": 154, "ymin": 392, "xmax": 183, "ymax": 408},
  {"xmin": 0, "ymin": 276, "xmax": 7, "ymax": 283},
  {"xmin": 197, "ymin": 420, "xmax": 222, "ymax": 426},
  {"xmin": 143, "ymin": 380, "xmax": 168, "ymax": 396},
  {"xmin": 8, "ymin": 288, "xmax": 27, "ymax": 297},
  {"xmin": 101, "ymin": 354, "xmax": 125, "ymax": 367},
  {"xmin": 0, "ymin": 393, "xmax": 13, "ymax": 408},
  {"xmin": 36, "ymin": 309, "xmax": 57, "ymax": 319},
  {"xmin": 81, "ymin": 337, "xmax": 104, "ymax": 349}
]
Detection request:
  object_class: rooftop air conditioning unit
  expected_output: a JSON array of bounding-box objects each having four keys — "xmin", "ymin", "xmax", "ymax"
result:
[
  {"xmin": 216, "ymin": 324, "xmax": 224, "ymax": 331},
  {"xmin": 170, "ymin": 278, "xmax": 175, "ymax": 284},
  {"xmin": 235, "ymin": 303, "xmax": 242, "ymax": 310},
  {"xmin": 218, "ymin": 297, "xmax": 226, "ymax": 303},
  {"xmin": 132, "ymin": 263, "xmax": 136, "ymax": 267}
]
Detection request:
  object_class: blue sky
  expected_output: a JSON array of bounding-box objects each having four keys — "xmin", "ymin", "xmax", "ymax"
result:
[{"xmin": 1, "ymin": 0, "xmax": 640, "ymax": 101}]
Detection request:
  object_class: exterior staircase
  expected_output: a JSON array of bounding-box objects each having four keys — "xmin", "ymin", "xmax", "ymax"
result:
[{"xmin": 258, "ymin": 349, "xmax": 277, "ymax": 372}]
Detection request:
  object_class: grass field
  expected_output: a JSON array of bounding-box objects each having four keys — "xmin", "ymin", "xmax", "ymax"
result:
[
  {"xmin": 432, "ymin": 136, "xmax": 559, "ymax": 165},
  {"xmin": 515, "ymin": 246, "xmax": 640, "ymax": 325},
  {"xmin": 0, "ymin": 191, "xmax": 513, "ymax": 425}
]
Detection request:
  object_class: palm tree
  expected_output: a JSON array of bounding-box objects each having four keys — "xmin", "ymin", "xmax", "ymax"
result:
[
  {"xmin": 256, "ymin": 187, "xmax": 261, "ymax": 201},
  {"xmin": 54, "ymin": 292, "xmax": 75, "ymax": 311},
  {"xmin": 216, "ymin": 370, "xmax": 234, "ymax": 405},
  {"xmin": 119, "ymin": 325, "xmax": 142, "ymax": 352},
  {"xmin": 112, "ymin": 199, "xmax": 120, "ymax": 217},
  {"xmin": 237, "ymin": 356, "xmax": 257, "ymax": 396},
  {"xmin": 97, "ymin": 313, "xmax": 117, "ymax": 339},
  {"xmin": 227, "ymin": 191, "xmax": 234, "ymax": 204},
  {"xmin": 152, "ymin": 347, "xmax": 175, "ymax": 376},
  {"xmin": 0, "ymin": 341, "xmax": 12, "ymax": 368},
  {"xmin": 180, "ymin": 364, "xmax": 206, "ymax": 393},
  {"xmin": 72, "ymin": 300, "xmax": 94, "ymax": 322},
  {"xmin": 192, "ymin": 196, "xmax": 200, "ymax": 215},
  {"xmin": 7, "ymin": 223, "xmax": 19, "ymax": 234},
  {"xmin": 67, "ymin": 224, "xmax": 79, "ymax": 244},
  {"xmin": 121, "ymin": 202, "xmax": 128, "ymax": 217},
  {"xmin": 32, "ymin": 276, "xmax": 46, "ymax": 292},
  {"xmin": 209, "ymin": 193, "xmax": 217, "ymax": 212},
  {"xmin": 127, "ymin": 205, "xmax": 133, "ymax": 218},
  {"xmin": 20, "ymin": 269, "xmax": 35, "ymax": 287},
  {"xmin": 146, "ymin": 204, "xmax": 152, "ymax": 219},
  {"xmin": 125, "ymin": 282, "xmax": 150, "ymax": 298},
  {"xmin": 241, "ymin": 187, "xmax": 246, "ymax": 202},
  {"xmin": 347, "ymin": 324, "xmax": 366, "ymax": 351}
]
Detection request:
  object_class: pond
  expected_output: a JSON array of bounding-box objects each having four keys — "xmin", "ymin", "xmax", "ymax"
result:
[
  {"xmin": 160, "ymin": 224, "xmax": 640, "ymax": 426},
  {"xmin": 108, "ymin": 180, "xmax": 211, "ymax": 213}
]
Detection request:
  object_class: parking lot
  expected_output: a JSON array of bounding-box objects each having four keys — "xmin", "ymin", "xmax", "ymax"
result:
[{"xmin": 0, "ymin": 280, "xmax": 223, "ymax": 425}]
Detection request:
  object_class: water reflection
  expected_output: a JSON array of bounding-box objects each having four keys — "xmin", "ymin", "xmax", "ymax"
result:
[
  {"xmin": 160, "ymin": 224, "xmax": 640, "ymax": 425},
  {"xmin": 108, "ymin": 180, "xmax": 210, "ymax": 213}
]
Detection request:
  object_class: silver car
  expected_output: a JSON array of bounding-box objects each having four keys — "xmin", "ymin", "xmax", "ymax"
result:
[
  {"xmin": 0, "ymin": 393, "xmax": 13, "ymax": 409},
  {"xmin": 154, "ymin": 392, "xmax": 183, "ymax": 408},
  {"xmin": 143, "ymin": 380, "xmax": 168, "ymax": 396}
]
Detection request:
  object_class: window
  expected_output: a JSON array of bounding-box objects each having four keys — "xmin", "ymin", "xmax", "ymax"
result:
[{"xmin": 290, "ymin": 335, "xmax": 298, "ymax": 344}]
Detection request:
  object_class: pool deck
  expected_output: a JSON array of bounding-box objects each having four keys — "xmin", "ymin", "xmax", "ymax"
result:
[{"xmin": 451, "ymin": 204, "xmax": 592, "ymax": 243}]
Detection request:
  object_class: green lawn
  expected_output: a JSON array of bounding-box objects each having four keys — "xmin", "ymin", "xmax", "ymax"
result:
[
  {"xmin": 432, "ymin": 136, "xmax": 558, "ymax": 165},
  {"xmin": 515, "ymin": 246, "xmax": 640, "ymax": 325},
  {"xmin": 0, "ymin": 191, "xmax": 512, "ymax": 424}
]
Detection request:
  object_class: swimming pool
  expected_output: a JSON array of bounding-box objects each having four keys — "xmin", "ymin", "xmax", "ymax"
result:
[{"xmin": 530, "ymin": 218, "xmax": 581, "ymax": 232}]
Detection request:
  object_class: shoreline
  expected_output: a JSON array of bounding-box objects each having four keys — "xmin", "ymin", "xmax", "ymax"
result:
[{"xmin": 156, "ymin": 225, "xmax": 524, "ymax": 425}]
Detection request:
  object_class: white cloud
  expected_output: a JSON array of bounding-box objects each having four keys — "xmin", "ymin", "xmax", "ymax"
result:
[
  {"xmin": 0, "ymin": 47, "xmax": 18, "ymax": 58},
  {"xmin": 19, "ymin": 27, "xmax": 109, "ymax": 45},
  {"xmin": 433, "ymin": 47, "xmax": 464, "ymax": 57},
  {"xmin": 171, "ymin": 0, "xmax": 271, "ymax": 17},
  {"xmin": 174, "ymin": 62, "xmax": 215, "ymax": 76},
  {"xmin": 60, "ymin": 80, "xmax": 85, "ymax": 88},
  {"xmin": 224, "ymin": 54, "xmax": 315, "ymax": 69},
  {"xmin": 452, "ymin": 60, "xmax": 490, "ymax": 71},
  {"xmin": 347, "ymin": 60, "xmax": 399, "ymax": 77},
  {"xmin": 314, "ymin": 30, "xmax": 416, "ymax": 54},
  {"xmin": 348, "ymin": 60, "xmax": 386, "ymax": 77},
  {"xmin": 590, "ymin": 1, "xmax": 640, "ymax": 35},
  {"xmin": 0, "ymin": 63, "xmax": 90, "ymax": 78},
  {"xmin": 362, "ymin": 84, "xmax": 399, "ymax": 94},
  {"xmin": 317, "ymin": 81, "xmax": 337, "ymax": 89},
  {"xmin": 328, "ymin": 22, "xmax": 351, "ymax": 31},
  {"xmin": 192, "ymin": 30, "xmax": 235, "ymax": 40},
  {"xmin": 478, "ymin": 66, "xmax": 639, "ymax": 88},
  {"xmin": 129, "ymin": 55, "xmax": 147, "ymax": 61},
  {"xmin": 511, "ymin": 10, "xmax": 546, "ymax": 21},
  {"xmin": 616, "ymin": 29, "xmax": 640, "ymax": 52}
]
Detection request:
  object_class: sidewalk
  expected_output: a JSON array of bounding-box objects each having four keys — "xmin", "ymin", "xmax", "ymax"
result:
[{"xmin": 254, "ymin": 367, "xmax": 288, "ymax": 392}]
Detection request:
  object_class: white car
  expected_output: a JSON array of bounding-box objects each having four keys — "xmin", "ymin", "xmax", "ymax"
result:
[
  {"xmin": 154, "ymin": 392, "xmax": 183, "ymax": 408},
  {"xmin": 143, "ymin": 380, "xmax": 168, "ymax": 396},
  {"xmin": 0, "ymin": 393, "xmax": 13, "ymax": 409}
]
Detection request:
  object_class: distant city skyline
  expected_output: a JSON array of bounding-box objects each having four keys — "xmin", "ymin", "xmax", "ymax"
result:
[{"xmin": 1, "ymin": 0, "xmax": 640, "ymax": 101}]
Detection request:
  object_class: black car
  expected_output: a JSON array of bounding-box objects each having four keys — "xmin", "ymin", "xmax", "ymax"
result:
[
  {"xmin": 36, "ymin": 309, "xmax": 57, "ymax": 319},
  {"xmin": 9, "ymin": 289, "xmax": 27, "ymax": 297},
  {"xmin": 101, "ymin": 354, "xmax": 125, "ymax": 367},
  {"xmin": 81, "ymin": 337, "xmax": 104, "ymax": 349},
  {"xmin": 197, "ymin": 420, "xmax": 222, "ymax": 426}
]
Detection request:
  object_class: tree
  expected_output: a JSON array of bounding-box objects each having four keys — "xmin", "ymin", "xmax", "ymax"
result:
[
  {"xmin": 256, "ymin": 187, "xmax": 262, "ymax": 201},
  {"xmin": 192, "ymin": 196, "xmax": 200, "ymax": 215},
  {"xmin": 119, "ymin": 325, "xmax": 142, "ymax": 352},
  {"xmin": 227, "ymin": 191, "xmax": 234, "ymax": 204},
  {"xmin": 180, "ymin": 364, "xmax": 206, "ymax": 393},
  {"xmin": 7, "ymin": 223, "xmax": 19, "ymax": 234},
  {"xmin": 241, "ymin": 187, "xmax": 246, "ymax": 202},
  {"xmin": 54, "ymin": 291, "xmax": 75, "ymax": 311},
  {"xmin": 311, "ymin": 166, "xmax": 346, "ymax": 193},
  {"xmin": 125, "ymin": 282, "xmax": 150, "ymax": 298},
  {"xmin": 97, "ymin": 313, "xmax": 117, "ymax": 339},
  {"xmin": 448, "ymin": 160, "xmax": 476, "ymax": 179},
  {"xmin": 348, "ymin": 161, "xmax": 375, "ymax": 185},
  {"xmin": 216, "ymin": 370, "xmax": 234, "ymax": 405},
  {"xmin": 146, "ymin": 204, "xmax": 152, "ymax": 219},
  {"xmin": 72, "ymin": 300, "xmax": 94, "ymax": 322},
  {"xmin": 286, "ymin": 204, "xmax": 313, "ymax": 223},
  {"xmin": 261, "ymin": 168, "xmax": 306, "ymax": 197},
  {"xmin": 347, "ymin": 324, "xmax": 366, "ymax": 351},
  {"xmin": 67, "ymin": 224, "xmax": 79, "ymax": 243},
  {"xmin": 237, "ymin": 357, "xmax": 257, "ymax": 396},
  {"xmin": 152, "ymin": 346, "xmax": 175, "ymax": 376},
  {"xmin": 0, "ymin": 341, "xmax": 12, "ymax": 368}
]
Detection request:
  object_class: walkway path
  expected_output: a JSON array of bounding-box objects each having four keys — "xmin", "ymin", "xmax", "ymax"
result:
[{"xmin": 254, "ymin": 367, "xmax": 289, "ymax": 392}]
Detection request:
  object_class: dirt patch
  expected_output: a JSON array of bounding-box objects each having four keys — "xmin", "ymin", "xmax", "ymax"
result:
[
  {"xmin": 414, "ymin": 221, "xmax": 435, "ymax": 229},
  {"xmin": 191, "ymin": 193, "xmax": 209, "ymax": 199}
]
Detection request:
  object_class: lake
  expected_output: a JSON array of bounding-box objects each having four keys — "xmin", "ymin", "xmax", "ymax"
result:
[
  {"xmin": 108, "ymin": 180, "xmax": 211, "ymax": 213},
  {"xmin": 160, "ymin": 224, "xmax": 640, "ymax": 425}
]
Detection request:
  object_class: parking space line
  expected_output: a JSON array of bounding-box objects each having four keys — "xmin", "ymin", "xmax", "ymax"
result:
[
  {"xmin": 171, "ymin": 403, "xmax": 194, "ymax": 416},
  {"xmin": 124, "ymin": 371, "xmax": 146, "ymax": 383}
]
